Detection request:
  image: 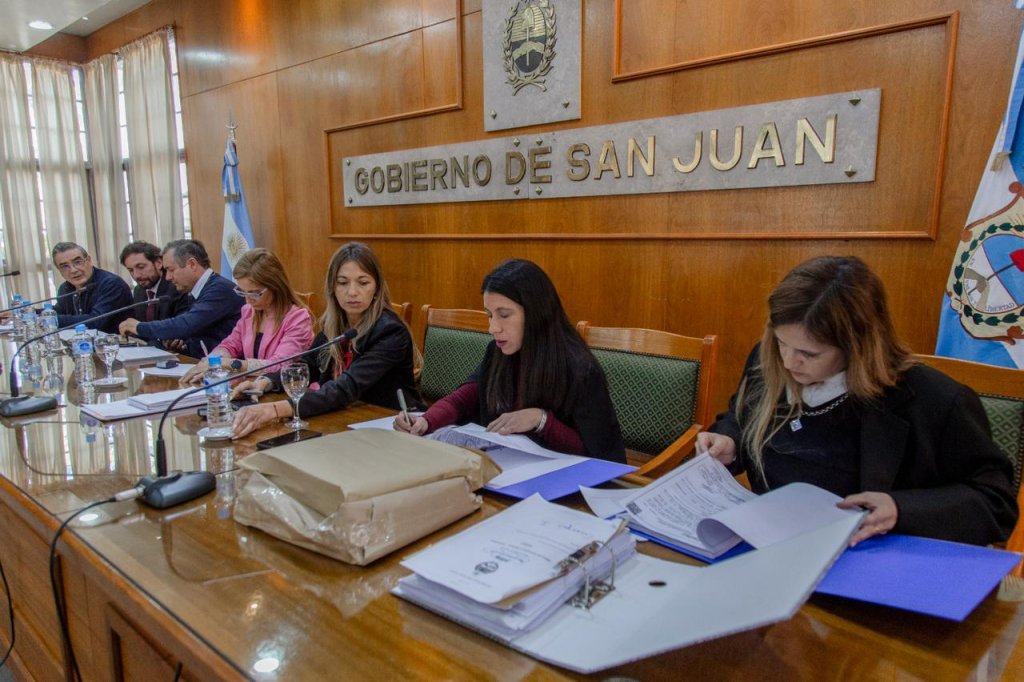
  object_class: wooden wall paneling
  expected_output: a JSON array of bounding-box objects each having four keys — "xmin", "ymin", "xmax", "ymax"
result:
[
  {"xmin": 330, "ymin": 10, "xmax": 955, "ymax": 240},
  {"xmin": 181, "ymin": 73, "xmax": 285, "ymax": 256},
  {"xmin": 122, "ymin": 0, "xmax": 181, "ymax": 45},
  {"xmin": 85, "ymin": 21, "xmax": 129, "ymax": 61},
  {"xmin": 271, "ymin": 0, "xmax": 458, "ymax": 72},
  {"xmin": 177, "ymin": 0, "xmax": 276, "ymax": 97},
  {"xmin": 25, "ymin": 33, "xmax": 88, "ymax": 62}
]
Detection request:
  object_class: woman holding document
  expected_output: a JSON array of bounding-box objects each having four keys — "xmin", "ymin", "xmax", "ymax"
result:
[
  {"xmin": 180, "ymin": 248, "xmax": 314, "ymax": 383},
  {"xmin": 699, "ymin": 256, "xmax": 1017, "ymax": 546},
  {"xmin": 395, "ymin": 259, "xmax": 626, "ymax": 463},
  {"xmin": 230, "ymin": 242, "xmax": 422, "ymax": 438}
]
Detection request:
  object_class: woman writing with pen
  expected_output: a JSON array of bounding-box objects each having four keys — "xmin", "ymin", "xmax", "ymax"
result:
[
  {"xmin": 230, "ymin": 242, "xmax": 422, "ymax": 439},
  {"xmin": 395, "ymin": 259, "xmax": 626, "ymax": 463}
]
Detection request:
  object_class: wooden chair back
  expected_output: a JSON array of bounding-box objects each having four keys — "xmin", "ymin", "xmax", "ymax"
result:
[
  {"xmin": 391, "ymin": 301, "xmax": 413, "ymax": 325},
  {"xmin": 576, "ymin": 322, "xmax": 718, "ymax": 478},
  {"xmin": 418, "ymin": 306, "xmax": 492, "ymax": 402}
]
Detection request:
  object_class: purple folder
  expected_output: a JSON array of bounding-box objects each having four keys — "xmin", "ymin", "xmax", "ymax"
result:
[
  {"xmin": 487, "ymin": 458, "xmax": 636, "ymax": 501},
  {"xmin": 815, "ymin": 534, "xmax": 1022, "ymax": 621}
]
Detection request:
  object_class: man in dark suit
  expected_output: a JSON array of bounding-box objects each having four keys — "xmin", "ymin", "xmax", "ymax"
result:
[
  {"xmin": 119, "ymin": 241, "xmax": 192, "ymax": 346},
  {"xmin": 119, "ymin": 239, "xmax": 244, "ymax": 359},
  {"xmin": 51, "ymin": 242, "xmax": 134, "ymax": 333}
]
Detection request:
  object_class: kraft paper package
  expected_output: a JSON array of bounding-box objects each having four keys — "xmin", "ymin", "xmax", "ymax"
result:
[{"xmin": 233, "ymin": 429, "xmax": 501, "ymax": 566}]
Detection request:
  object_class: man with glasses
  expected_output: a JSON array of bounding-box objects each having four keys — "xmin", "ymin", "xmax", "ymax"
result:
[
  {"xmin": 119, "ymin": 239, "xmax": 243, "ymax": 359},
  {"xmin": 52, "ymin": 242, "xmax": 134, "ymax": 333}
]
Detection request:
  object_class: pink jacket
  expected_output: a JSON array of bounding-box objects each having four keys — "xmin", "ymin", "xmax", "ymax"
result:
[{"xmin": 213, "ymin": 303, "xmax": 314, "ymax": 371}]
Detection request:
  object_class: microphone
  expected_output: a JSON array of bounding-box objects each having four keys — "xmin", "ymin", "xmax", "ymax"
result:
[
  {"xmin": 0, "ymin": 282, "xmax": 94, "ymax": 315},
  {"xmin": 0, "ymin": 297, "xmax": 170, "ymax": 417},
  {"xmin": 0, "ymin": 270, "xmax": 20, "ymax": 278},
  {"xmin": 138, "ymin": 328, "xmax": 357, "ymax": 509}
]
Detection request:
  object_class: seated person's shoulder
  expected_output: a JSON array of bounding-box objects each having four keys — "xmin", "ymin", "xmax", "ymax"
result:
[{"xmin": 900, "ymin": 362, "xmax": 975, "ymax": 402}]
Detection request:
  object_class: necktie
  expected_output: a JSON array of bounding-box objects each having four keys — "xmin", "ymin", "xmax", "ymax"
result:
[{"xmin": 146, "ymin": 290, "xmax": 157, "ymax": 322}]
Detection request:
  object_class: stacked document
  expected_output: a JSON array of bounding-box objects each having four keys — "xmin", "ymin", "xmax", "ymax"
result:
[
  {"xmin": 397, "ymin": 495, "xmax": 636, "ymax": 638},
  {"xmin": 582, "ymin": 452, "xmax": 856, "ymax": 561},
  {"xmin": 395, "ymin": 492, "xmax": 863, "ymax": 672},
  {"xmin": 347, "ymin": 417, "xmax": 634, "ymax": 499},
  {"xmin": 79, "ymin": 387, "xmax": 206, "ymax": 421},
  {"xmin": 115, "ymin": 346, "xmax": 174, "ymax": 365}
]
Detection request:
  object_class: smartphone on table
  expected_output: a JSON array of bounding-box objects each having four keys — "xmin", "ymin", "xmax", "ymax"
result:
[{"xmin": 256, "ymin": 429, "xmax": 322, "ymax": 450}]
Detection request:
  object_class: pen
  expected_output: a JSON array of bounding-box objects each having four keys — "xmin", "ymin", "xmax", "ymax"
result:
[
  {"xmin": 397, "ymin": 388, "xmax": 411, "ymax": 426},
  {"xmin": 200, "ymin": 340, "xmax": 210, "ymax": 359}
]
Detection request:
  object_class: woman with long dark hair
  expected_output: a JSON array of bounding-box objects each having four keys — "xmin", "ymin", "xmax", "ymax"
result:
[
  {"xmin": 396, "ymin": 259, "xmax": 625, "ymax": 462},
  {"xmin": 231, "ymin": 242, "xmax": 421, "ymax": 438},
  {"xmin": 700, "ymin": 256, "xmax": 1017, "ymax": 546}
]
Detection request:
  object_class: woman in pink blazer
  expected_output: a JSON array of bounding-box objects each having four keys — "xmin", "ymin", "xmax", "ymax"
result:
[{"xmin": 181, "ymin": 249, "xmax": 314, "ymax": 384}]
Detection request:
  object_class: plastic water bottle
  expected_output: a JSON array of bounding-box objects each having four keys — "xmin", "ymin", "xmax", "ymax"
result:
[
  {"xmin": 71, "ymin": 324, "xmax": 95, "ymax": 386},
  {"xmin": 38, "ymin": 303, "xmax": 60, "ymax": 353},
  {"xmin": 20, "ymin": 303, "xmax": 42, "ymax": 385},
  {"xmin": 10, "ymin": 294, "xmax": 23, "ymax": 340},
  {"xmin": 203, "ymin": 355, "xmax": 233, "ymax": 437}
]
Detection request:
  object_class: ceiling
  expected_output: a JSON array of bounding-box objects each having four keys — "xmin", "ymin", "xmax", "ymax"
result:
[{"xmin": 0, "ymin": 0, "xmax": 151, "ymax": 53}]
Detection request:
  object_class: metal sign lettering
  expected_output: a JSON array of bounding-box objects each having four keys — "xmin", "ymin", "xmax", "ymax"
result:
[{"xmin": 343, "ymin": 89, "xmax": 881, "ymax": 207}]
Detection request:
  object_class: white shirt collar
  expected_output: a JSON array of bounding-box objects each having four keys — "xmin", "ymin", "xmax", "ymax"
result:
[
  {"xmin": 190, "ymin": 268, "xmax": 213, "ymax": 299},
  {"xmin": 787, "ymin": 370, "xmax": 848, "ymax": 408}
]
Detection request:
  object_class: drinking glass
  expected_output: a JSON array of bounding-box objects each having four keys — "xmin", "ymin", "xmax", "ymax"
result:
[
  {"xmin": 96, "ymin": 334, "xmax": 121, "ymax": 385},
  {"xmin": 281, "ymin": 363, "xmax": 310, "ymax": 431}
]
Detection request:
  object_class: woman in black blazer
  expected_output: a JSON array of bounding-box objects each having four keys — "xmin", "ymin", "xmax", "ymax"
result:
[
  {"xmin": 230, "ymin": 242, "xmax": 421, "ymax": 438},
  {"xmin": 700, "ymin": 256, "xmax": 1017, "ymax": 546}
]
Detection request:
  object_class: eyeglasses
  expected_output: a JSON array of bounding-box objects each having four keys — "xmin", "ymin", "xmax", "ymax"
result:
[
  {"xmin": 57, "ymin": 257, "xmax": 87, "ymax": 273},
  {"xmin": 234, "ymin": 287, "xmax": 268, "ymax": 300}
]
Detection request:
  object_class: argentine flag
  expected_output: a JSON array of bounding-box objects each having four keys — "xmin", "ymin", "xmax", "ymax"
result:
[
  {"xmin": 936, "ymin": 8, "xmax": 1024, "ymax": 370},
  {"xmin": 221, "ymin": 135, "xmax": 254, "ymax": 278}
]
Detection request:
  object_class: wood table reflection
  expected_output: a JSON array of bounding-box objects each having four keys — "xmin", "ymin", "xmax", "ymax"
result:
[{"xmin": 0, "ymin": 351, "xmax": 1021, "ymax": 680}]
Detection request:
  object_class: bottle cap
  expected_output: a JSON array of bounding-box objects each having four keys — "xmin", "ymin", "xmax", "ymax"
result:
[
  {"xmin": 43, "ymin": 303, "xmax": 53, "ymax": 309},
  {"xmin": 21, "ymin": 301, "xmax": 30, "ymax": 306},
  {"xmin": 208, "ymin": 355, "xmax": 222, "ymax": 367},
  {"xmin": 75, "ymin": 324, "xmax": 87, "ymax": 331}
]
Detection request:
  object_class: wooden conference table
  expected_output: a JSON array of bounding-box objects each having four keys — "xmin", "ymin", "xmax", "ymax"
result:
[{"xmin": 0, "ymin": 351, "xmax": 1022, "ymax": 681}]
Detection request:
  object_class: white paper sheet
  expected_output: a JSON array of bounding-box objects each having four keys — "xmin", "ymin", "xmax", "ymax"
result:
[
  {"xmin": 621, "ymin": 453, "xmax": 756, "ymax": 556},
  {"xmin": 401, "ymin": 494, "xmax": 621, "ymax": 604},
  {"xmin": 347, "ymin": 414, "xmax": 423, "ymax": 430},
  {"xmin": 116, "ymin": 346, "xmax": 174, "ymax": 364},
  {"xmin": 579, "ymin": 485, "xmax": 632, "ymax": 519}
]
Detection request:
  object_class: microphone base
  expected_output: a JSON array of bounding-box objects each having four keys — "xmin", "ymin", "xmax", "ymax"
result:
[
  {"xmin": 137, "ymin": 471, "xmax": 216, "ymax": 509},
  {"xmin": 0, "ymin": 395, "xmax": 58, "ymax": 418}
]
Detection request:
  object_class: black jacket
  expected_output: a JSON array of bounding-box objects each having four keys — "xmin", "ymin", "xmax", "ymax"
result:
[
  {"xmin": 466, "ymin": 340, "xmax": 627, "ymax": 463},
  {"xmin": 131, "ymin": 277, "xmax": 191, "ymax": 323},
  {"xmin": 55, "ymin": 267, "xmax": 134, "ymax": 333},
  {"xmin": 709, "ymin": 345, "xmax": 1018, "ymax": 545},
  {"xmin": 268, "ymin": 309, "xmax": 422, "ymax": 418}
]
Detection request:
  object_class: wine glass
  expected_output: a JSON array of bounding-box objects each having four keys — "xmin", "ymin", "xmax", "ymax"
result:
[
  {"xmin": 96, "ymin": 334, "xmax": 120, "ymax": 385},
  {"xmin": 281, "ymin": 363, "xmax": 310, "ymax": 431}
]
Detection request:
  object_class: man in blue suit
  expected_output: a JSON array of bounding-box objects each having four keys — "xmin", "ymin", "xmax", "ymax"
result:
[
  {"xmin": 119, "ymin": 239, "xmax": 243, "ymax": 359},
  {"xmin": 52, "ymin": 242, "xmax": 134, "ymax": 333}
]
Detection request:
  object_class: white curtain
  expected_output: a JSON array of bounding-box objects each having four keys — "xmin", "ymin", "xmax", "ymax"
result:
[
  {"xmin": 121, "ymin": 30, "xmax": 183, "ymax": 248},
  {"xmin": 0, "ymin": 55, "xmax": 55, "ymax": 304},
  {"xmin": 84, "ymin": 54, "xmax": 128, "ymax": 273},
  {"xmin": 31, "ymin": 59, "xmax": 92, "ymax": 255}
]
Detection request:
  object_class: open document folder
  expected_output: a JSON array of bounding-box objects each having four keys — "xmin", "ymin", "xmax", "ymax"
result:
[
  {"xmin": 347, "ymin": 418, "xmax": 635, "ymax": 499},
  {"xmin": 394, "ymin": 493, "xmax": 862, "ymax": 673}
]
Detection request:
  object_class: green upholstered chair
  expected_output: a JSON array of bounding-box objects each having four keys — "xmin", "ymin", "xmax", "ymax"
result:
[
  {"xmin": 419, "ymin": 306, "xmax": 492, "ymax": 403},
  {"xmin": 576, "ymin": 322, "xmax": 718, "ymax": 479},
  {"xmin": 917, "ymin": 355, "xmax": 1024, "ymax": 557}
]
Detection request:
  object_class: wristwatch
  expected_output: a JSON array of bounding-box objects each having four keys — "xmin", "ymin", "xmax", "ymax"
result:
[{"xmin": 229, "ymin": 359, "xmax": 244, "ymax": 371}]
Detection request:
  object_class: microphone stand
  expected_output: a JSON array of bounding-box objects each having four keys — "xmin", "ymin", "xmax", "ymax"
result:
[
  {"xmin": 0, "ymin": 283, "xmax": 93, "ymax": 315},
  {"xmin": 0, "ymin": 297, "xmax": 170, "ymax": 418},
  {"xmin": 137, "ymin": 330, "xmax": 355, "ymax": 509}
]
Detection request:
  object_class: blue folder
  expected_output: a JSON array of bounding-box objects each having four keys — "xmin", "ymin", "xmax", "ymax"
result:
[
  {"xmin": 487, "ymin": 458, "xmax": 636, "ymax": 501},
  {"xmin": 814, "ymin": 534, "xmax": 1022, "ymax": 621},
  {"xmin": 628, "ymin": 528, "xmax": 754, "ymax": 563}
]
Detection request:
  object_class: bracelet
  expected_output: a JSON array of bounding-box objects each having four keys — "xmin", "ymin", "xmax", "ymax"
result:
[
  {"xmin": 535, "ymin": 409, "xmax": 548, "ymax": 433},
  {"xmin": 272, "ymin": 402, "xmax": 281, "ymax": 418}
]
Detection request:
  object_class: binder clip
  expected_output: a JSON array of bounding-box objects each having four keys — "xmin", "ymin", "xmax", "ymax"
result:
[{"xmin": 563, "ymin": 540, "xmax": 618, "ymax": 610}]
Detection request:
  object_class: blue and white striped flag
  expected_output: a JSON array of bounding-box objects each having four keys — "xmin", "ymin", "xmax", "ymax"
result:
[
  {"xmin": 936, "ymin": 10, "xmax": 1024, "ymax": 369},
  {"xmin": 221, "ymin": 136, "xmax": 254, "ymax": 278}
]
